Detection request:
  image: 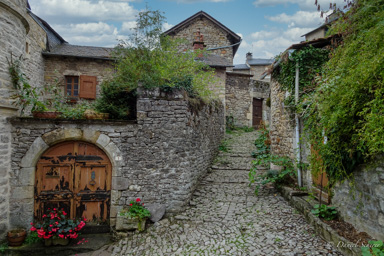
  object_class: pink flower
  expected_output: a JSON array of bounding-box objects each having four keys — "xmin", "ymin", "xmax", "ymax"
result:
[
  {"xmin": 30, "ymin": 227, "xmax": 36, "ymax": 231},
  {"xmin": 69, "ymin": 233, "xmax": 78, "ymax": 239},
  {"xmin": 59, "ymin": 234, "xmax": 64, "ymax": 238},
  {"xmin": 130, "ymin": 204, "xmax": 133, "ymax": 206},
  {"xmin": 136, "ymin": 198, "xmax": 141, "ymax": 202}
]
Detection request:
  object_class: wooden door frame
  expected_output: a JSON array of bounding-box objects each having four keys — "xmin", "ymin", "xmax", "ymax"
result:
[{"xmin": 35, "ymin": 141, "xmax": 112, "ymax": 223}]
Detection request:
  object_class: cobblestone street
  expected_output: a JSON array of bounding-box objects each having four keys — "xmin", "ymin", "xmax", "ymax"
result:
[{"xmin": 83, "ymin": 130, "xmax": 342, "ymax": 256}]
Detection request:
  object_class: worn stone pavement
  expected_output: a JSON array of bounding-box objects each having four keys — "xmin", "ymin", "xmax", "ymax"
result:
[{"xmin": 78, "ymin": 130, "xmax": 343, "ymax": 256}]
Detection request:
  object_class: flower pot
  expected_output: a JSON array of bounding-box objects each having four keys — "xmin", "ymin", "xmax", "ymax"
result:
[
  {"xmin": 44, "ymin": 237, "xmax": 70, "ymax": 247},
  {"xmin": 7, "ymin": 229, "xmax": 27, "ymax": 247},
  {"xmin": 116, "ymin": 216, "xmax": 147, "ymax": 231},
  {"xmin": 32, "ymin": 111, "xmax": 62, "ymax": 119}
]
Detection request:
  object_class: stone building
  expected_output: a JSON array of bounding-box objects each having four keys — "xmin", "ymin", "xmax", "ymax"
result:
[
  {"xmin": 0, "ymin": 1, "xmax": 227, "ymax": 238},
  {"xmin": 269, "ymin": 35, "xmax": 384, "ymax": 241}
]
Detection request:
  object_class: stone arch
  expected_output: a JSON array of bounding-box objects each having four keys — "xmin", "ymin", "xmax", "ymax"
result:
[
  {"xmin": 19, "ymin": 128, "xmax": 125, "ymax": 219},
  {"xmin": 20, "ymin": 128, "xmax": 124, "ymax": 174}
]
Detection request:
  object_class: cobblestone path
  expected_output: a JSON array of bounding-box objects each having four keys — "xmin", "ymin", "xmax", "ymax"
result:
[{"xmin": 86, "ymin": 130, "xmax": 342, "ymax": 256}]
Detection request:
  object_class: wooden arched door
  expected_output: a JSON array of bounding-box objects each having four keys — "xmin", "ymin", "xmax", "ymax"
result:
[{"xmin": 35, "ymin": 141, "xmax": 112, "ymax": 226}]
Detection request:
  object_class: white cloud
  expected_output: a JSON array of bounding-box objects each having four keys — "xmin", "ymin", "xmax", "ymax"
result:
[
  {"xmin": 167, "ymin": 0, "xmax": 230, "ymax": 3},
  {"xmin": 30, "ymin": 0, "xmax": 137, "ymax": 22},
  {"xmin": 121, "ymin": 21, "xmax": 137, "ymax": 33},
  {"xmin": 250, "ymin": 30, "xmax": 279, "ymax": 40},
  {"xmin": 266, "ymin": 11, "xmax": 323, "ymax": 28},
  {"xmin": 54, "ymin": 22, "xmax": 116, "ymax": 35},
  {"xmin": 162, "ymin": 22, "xmax": 174, "ymax": 32},
  {"xmin": 253, "ymin": 0, "xmax": 346, "ymax": 11}
]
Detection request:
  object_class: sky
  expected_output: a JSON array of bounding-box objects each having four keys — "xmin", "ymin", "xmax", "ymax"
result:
[{"xmin": 28, "ymin": 0, "xmax": 345, "ymax": 65}]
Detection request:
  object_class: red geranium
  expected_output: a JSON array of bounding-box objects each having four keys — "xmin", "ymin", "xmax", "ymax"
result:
[{"xmin": 30, "ymin": 208, "xmax": 86, "ymax": 240}]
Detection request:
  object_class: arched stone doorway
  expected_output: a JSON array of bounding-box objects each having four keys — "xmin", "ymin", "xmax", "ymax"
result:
[{"xmin": 34, "ymin": 141, "xmax": 112, "ymax": 226}]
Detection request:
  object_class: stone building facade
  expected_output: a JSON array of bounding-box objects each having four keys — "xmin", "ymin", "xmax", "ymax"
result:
[
  {"xmin": 7, "ymin": 89, "xmax": 224, "ymax": 233},
  {"xmin": 225, "ymin": 73, "xmax": 252, "ymax": 127},
  {"xmin": 44, "ymin": 55, "xmax": 114, "ymax": 98},
  {"xmin": 163, "ymin": 11, "xmax": 241, "ymax": 63},
  {"xmin": 0, "ymin": 2, "xmax": 248, "ymax": 239}
]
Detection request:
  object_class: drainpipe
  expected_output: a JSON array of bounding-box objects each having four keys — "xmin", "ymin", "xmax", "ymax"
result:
[{"xmin": 295, "ymin": 61, "xmax": 302, "ymax": 187}]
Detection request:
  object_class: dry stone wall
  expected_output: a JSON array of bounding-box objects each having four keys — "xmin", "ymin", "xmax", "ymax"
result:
[
  {"xmin": 269, "ymin": 79, "xmax": 295, "ymax": 159},
  {"xmin": 8, "ymin": 88, "xmax": 224, "ymax": 230},
  {"xmin": 332, "ymin": 158, "xmax": 384, "ymax": 241}
]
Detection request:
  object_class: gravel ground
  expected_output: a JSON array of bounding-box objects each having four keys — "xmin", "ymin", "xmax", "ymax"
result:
[{"xmin": 80, "ymin": 130, "xmax": 343, "ymax": 256}]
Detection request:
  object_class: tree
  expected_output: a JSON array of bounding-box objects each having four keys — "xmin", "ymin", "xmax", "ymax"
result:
[{"xmin": 95, "ymin": 7, "xmax": 216, "ymax": 119}]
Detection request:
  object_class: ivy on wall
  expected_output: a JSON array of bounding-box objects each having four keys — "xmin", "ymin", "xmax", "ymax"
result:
[{"xmin": 273, "ymin": 0, "xmax": 384, "ymax": 185}]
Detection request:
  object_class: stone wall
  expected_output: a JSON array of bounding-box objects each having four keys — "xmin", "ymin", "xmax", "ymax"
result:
[
  {"xmin": 44, "ymin": 56, "xmax": 114, "ymax": 98},
  {"xmin": 269, "ymin": 79, "xmax": 295, "ymax": 159},
  {"xmin": 23, "ymin": 13, "xmax": 47, "ymax": 90},
  {"xmin": 225, "ymin": 73, "xmax": 252, "ymax": 127},
  {"xmin": 0, "ymin": 0, "xmax": 29, "ymax": 240},
  {"xmin": 170, "ymin": 16, "xmax": 234, "ymax": 62},
  {"xmin": 0, "ymin": 0, "xmax": 28, "ymax": 106},
  {"xmin": 8, "ymin": 88, "xmax": 224, "ymax": 230},
  {"xmin": 210, "ymin": 68, "xmax": 226, "ymax": 104},
  {"xmin": 332, "ymin": 158, "xmax": 384, "ymax": 241}
]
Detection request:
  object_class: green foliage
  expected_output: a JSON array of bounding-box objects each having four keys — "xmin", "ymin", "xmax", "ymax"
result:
[
  {"xmin": 97, "ymin": 7, "xmax": 216, "ymax": 119},
  {"xmin": 119, "ymin": 198, "xmax": 151, "ymax": 221},
  {"xmin": 60, "ymin": 100, "xmax": 92, "ymax": 119},
  {"xmin": 0, "ymin": 242, "xmax": 7, "ymax": 253},
  {"xmin": 249, "ymin": 126, "xmax": 296, "ymax": 195},
  {"xmin": 24, "ymin": 231, "xmax": 42, "ymax": 245},
  {"xmin": 273, "ymin": 0, "xmax": 384, "ymax": 184},
  {"xmin": 304, "ymin": 0, "xmax": 384, "ymax": 182},
  {"xmin": 311, "ymin": 204, "xmax": 338, "ymax": 220},
  {"xmin": 273, "ymin": 45, "xmax": 330, "ymax": 110},
  {"xmin": 218, "ymin": 139, "xmax": 230, "ymax": 152},
  {"xmin": 225, "ymin": 115, "xmax": 236, "ymax": 132},
  {"xmin": 362, "ymin": 240, "xmax": 384, "ymax": 256},
  {"xmin": 8, "ymin": 55, "xmax": 47, "ymax": 114},
  {"xmin": 94, "ymin": 80, "xmax": 136, "ymax": 120}
]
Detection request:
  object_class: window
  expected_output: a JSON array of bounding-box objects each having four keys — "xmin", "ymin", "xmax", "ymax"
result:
[
  {"xmin": 65, "ymin": 76, "xmax": 79, "ymax": 98},
  {"xmin": 65, "ymin": 75, "xmax": 97, "ymax": 100}
]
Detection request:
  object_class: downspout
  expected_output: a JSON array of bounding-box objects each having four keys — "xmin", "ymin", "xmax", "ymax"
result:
[{"xmin": 295, "ymin": 62, "xmax": 302, "ymax": 187}]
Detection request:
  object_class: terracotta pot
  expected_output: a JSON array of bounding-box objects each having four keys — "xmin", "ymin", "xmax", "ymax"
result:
[
  {"xmin": 32, "ymin": 111, "xmax": 62, "ymax": 119},
  {"xmin": 7, "ymin": 229, "xmax": 27, "ymax": 247},
  {"xmin": 44, "ymin": 237, "xmax": 70, "ymax": 246}
]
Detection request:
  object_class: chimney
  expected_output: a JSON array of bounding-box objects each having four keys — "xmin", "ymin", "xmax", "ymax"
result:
[
  {"xmin": 193, "ymin": 29, "xmax": 205, "ymax": 57},
  {"xmin": 246, "ymin": 52, "xmax": 253, "ymax": 61}
]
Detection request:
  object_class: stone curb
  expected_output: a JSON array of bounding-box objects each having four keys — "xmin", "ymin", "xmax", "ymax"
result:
[{"xmin": 280, "ymin": 186, "xmax": 361, "ymax": 256}]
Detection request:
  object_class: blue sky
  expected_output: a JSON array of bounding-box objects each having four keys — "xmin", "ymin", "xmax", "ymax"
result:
[{"xmin": 28, "ymin": 0, "xmax": 343, "ymax": 64}]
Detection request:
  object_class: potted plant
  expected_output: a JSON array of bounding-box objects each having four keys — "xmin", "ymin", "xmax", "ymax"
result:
[
  {"xmin": 30, "ymin": 208, "xmax": 86, "ymax": 246},
  {"xmin": 116, "ymin": 198, "xmax": 151, "ymax": 232},
  {"xmin": 6, "ymin": 228, "xmax": 27, "ymax": 247}
]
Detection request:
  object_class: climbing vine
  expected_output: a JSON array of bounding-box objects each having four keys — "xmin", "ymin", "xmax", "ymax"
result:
[{"xmin": 274, "ymin": 0, "xmax": 384, "ymax": 185}]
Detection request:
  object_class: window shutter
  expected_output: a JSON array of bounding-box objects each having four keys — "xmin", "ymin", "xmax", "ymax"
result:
[{"xmin": 79, "ymin": 75, "xmax": 97, "ymax": 99}]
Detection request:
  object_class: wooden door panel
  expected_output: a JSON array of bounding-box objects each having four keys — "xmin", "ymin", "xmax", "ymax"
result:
[
  {"xmin": 37, "ymin": 165, "xmax": 72, "ymax": 193},
  {"xmin": 35, "ymin": 141, "xmax": 111, "ymax": 226},
  {"xmin": 253, "ymin": 98, "xmax": 263, "ymax": 127},
  {"xmin": 77, "ymin": 165, "xmax": 109, "ymax": 192},
  {"xmin": 76, "ymin": 201, "xmax": 109, "ymax": 223}
]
